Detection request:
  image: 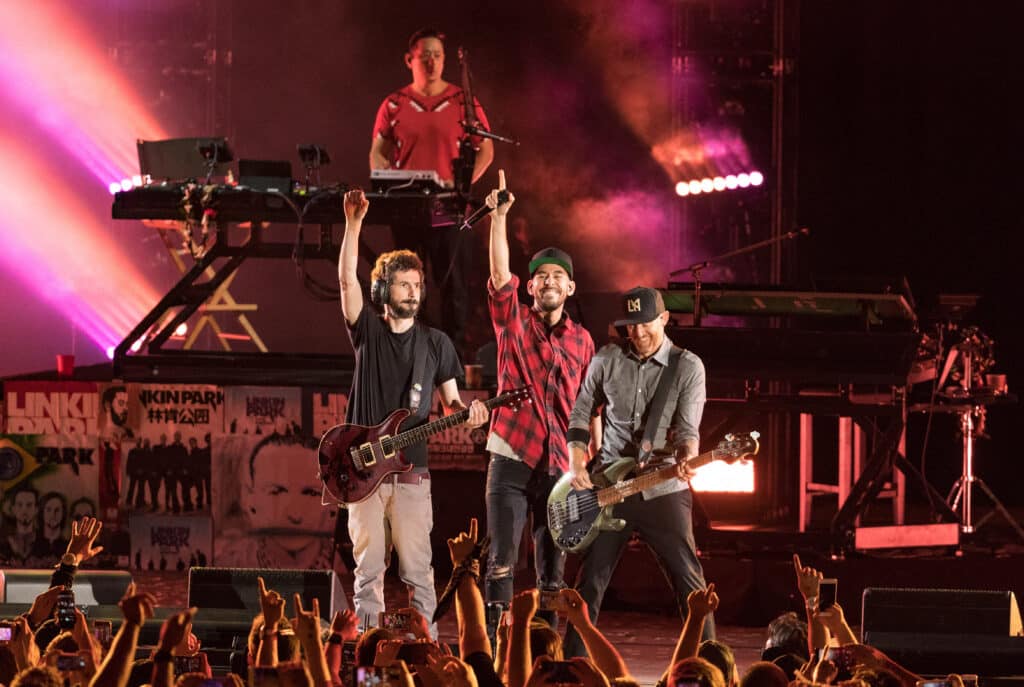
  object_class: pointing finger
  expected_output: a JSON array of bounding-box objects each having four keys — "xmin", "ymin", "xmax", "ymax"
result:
[{"xmin": 498, "ymin": 169, "xmax": 506, "ymax": 190}]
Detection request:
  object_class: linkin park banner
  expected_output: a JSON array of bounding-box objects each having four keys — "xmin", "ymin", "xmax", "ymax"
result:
[
  {"xmin": 128, "ymin": 513, "xmax": 213, "ymax": 572},
  {"xmin": 224, "ymin": 386, "xmax": 302, "ymax": 435}
]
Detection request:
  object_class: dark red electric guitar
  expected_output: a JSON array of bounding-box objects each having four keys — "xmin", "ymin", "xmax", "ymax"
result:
[{"xmin": 317, "ymin": 388, "xmax": 530, "ymax": 504}]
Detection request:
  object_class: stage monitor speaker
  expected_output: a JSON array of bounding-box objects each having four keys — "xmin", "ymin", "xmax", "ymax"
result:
[
  {"xmin": 187, "ymin": 567, "xmax": 347, "ymax": 622},
  {"xmin": 861, "ymin": 587, "xmax": 1023, "ymax": 637},
  {"xmin": 0, "ymin": 569, "xmax": 132, "ymax": 606}
]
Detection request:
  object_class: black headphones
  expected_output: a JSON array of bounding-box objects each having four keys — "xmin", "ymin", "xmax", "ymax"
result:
[{"xmin": 370, "ymin": 261, "xmax": 426, "ymax": 308}]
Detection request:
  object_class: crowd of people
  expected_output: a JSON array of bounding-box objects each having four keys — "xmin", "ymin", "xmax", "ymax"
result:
[{"xmin": 0, "ymin": 515, "xmax": 979, "ymax": 687}]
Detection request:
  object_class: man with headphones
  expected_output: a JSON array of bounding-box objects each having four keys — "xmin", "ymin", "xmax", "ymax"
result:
[
  {"xmin": 370, "ymin": 27, "xmax": 494, "ymax": 356},
  {"xmin": 338, "ymin": 188, "xmax": 489, "ymax": 635}
]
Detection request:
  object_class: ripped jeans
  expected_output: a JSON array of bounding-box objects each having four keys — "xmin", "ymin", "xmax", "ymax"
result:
[{"xmin": 484, "ymin": 455, "xmax": 566, "ymax": 607}]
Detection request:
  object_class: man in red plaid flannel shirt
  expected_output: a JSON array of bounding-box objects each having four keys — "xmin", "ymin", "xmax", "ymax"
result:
[{"xmin": 480, "ymin": 169, "xmax": 596, "ymax": 636}]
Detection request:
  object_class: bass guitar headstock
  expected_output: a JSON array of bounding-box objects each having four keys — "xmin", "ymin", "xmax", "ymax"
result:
[{"xmin": 714, "ymin": 431, "xmax": 760, "ymax": 463}]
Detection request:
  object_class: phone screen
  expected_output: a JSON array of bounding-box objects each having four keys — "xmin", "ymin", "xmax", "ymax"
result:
[
  {"xmin": 173, "ymin": 654, "xmax": 206, "ymax": 676},
  {"xmin": 356, "ymin": 666, "xmax": 402, "ymax": 687},
  {"xmin": 56, "ymin": 589, "xmax": 76, "ymax": 629},
  {"xmin": 0, "ymin": 626, "xmax": 12, "ymax": 642},
  {"xmin": 92, "ymin": 620, "xmax": 112, "ymax": 647},
  {"xmin": 538, "ymin": 589, "xmax": 564, "ymax": 612},
  {"xmin": 378, "ymin": 611, "xmax": 410, "ymax": 632},
  {"xmin": 819, "ymin": 579, "xmax": 837, "ymax": 610},
  {"xmin": 56, "ymin": 654, "xmax": 86, "ymax": 672}
]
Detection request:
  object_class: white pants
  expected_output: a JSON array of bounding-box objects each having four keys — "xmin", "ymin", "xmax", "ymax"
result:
[{"xmin": 347, "ymin": 476, "xmax": 437, "ymax": 636}]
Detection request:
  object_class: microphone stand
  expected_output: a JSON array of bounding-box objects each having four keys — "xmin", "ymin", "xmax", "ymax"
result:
[
  {"xmin": 453, "ymin": 47, "xmax": 519, "ymax": 199},
  {"xmin": 669, "ymin": 227, "xmax": 809, "ymax": 326}
]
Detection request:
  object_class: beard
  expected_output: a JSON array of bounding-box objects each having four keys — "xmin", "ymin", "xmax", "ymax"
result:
[
  {"xmin": 388, "ymin": 299, "xmax": 420, "ymax": 320},
  {"xmin": 533, "ymin": 287, "xmax": 566, "ymax": 313}
]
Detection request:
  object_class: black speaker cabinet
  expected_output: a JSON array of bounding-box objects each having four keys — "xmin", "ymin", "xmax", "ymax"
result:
[
  {"xmin": 0, "ymin": 569, "xmax": 132, "ymax": 605},
  {"xmin": 862, "ymin": 587, "xmax": 1023, "ymax": 637},
  {"xmin": 187, "ymin": 567, "xmax": 347, "ymax": 622},
  {"xmin": 862, "ymin": 588, "xmax": 1024, "ymax": 676}
]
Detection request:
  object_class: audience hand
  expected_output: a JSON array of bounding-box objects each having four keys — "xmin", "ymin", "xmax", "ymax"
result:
[
  {"xmin": 510, "ymin": 588, "xmax": 539, "ymax": 626},
  {"xmin": 344, "ymin": 189, "xmax": 369, "ymax": 223},
  {"xmin": 158, "ymin": 608, "xmax": 198, "ymax": 653},
  {"xmin": 26, "ymin": 586, "xmax": 64, "ymax": 628},
  {"xmin": 686, "ymin": 583, "xmax": 719, "ymax": 619},
  {"xmin": 331, "ymin": 609, "xmax": 359, "ymax": 642},
  {"xmin": 257, "ymin": 577, "xmax": 285, "ymax": 629},
  {"xmin": 558, "ymin": 588, "xmax": 590, "ymax": 627},
  {"xmin": 293, "ymin": 593, "xmax": 322, "ymax": 646},
  {"xmin": 421, "ymin": 654, "xmax": 479, "ymax": 687},
  {"xmin": 793, "ymin": 554, "xmax": 823, "ymax": 603},
  {"xmin": 118, "ymin": 582, "xmax": 157, "ymax": 627},
  {"xmin": 66, "ymin": 516, "xmax": 105, "ymax": 565},
  {"xmin": 447, "ymin": 517, "xmax": 479, "ymax": 566}
]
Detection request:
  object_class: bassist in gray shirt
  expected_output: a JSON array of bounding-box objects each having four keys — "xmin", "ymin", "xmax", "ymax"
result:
[{"xmin": 562, "ymin": 286, "xmax": 714, "ymax": 656}]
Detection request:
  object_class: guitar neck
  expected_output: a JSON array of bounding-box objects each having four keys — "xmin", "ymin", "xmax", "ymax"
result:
[
  {"xmin": 391, "ymin": 393, "xmax": 509, "ymax": 450},
  {"xmin": 596, "ymin": 449, "xmax": 721, "ymax": 507}
]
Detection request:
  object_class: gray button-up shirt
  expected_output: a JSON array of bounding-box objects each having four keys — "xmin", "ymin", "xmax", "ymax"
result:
[{"xmin": 568, "ymin": 336, "xmax": 706, "ymax": 499}]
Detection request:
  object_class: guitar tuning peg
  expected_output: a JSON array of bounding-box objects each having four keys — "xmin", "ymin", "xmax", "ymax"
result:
[{"xmin": 725, "ymin": 433, "xmax": 734, "ymax": 441}]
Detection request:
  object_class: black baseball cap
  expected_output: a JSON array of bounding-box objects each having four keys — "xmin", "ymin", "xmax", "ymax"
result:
[
  {"xmin": 528, "ymin": 247, "xmax": 573, "ymax": 279},
  {"xmin": 613, "ymin": 286, "xmax": 666, "ymax": 326}
]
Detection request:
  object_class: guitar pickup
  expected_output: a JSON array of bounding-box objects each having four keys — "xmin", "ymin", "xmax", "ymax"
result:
[
  {"xmin": 352, "ymin": 443, "xmax": 374, "ymax": 469},
  {"xmin": 567, "ymin": 492, "xmax": 579, "ymax": 522}
]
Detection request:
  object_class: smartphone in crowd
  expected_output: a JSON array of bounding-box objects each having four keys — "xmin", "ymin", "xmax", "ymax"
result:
[
  {"xmin": 339, "ymin": 641, "xmax": 357, "ymax": 687},
  {"xmin": 538, "ymin": 589, "xmax": 566, "ymax": 612},
  {"xmin": 92, "ymin": 619, "xmax": 113, "ymax": 650},
  {"xmin": 818, "ymin": 578, "xmax": 838, "ymax": 611},
  {"xmin": 55, "ymin": 653, "xmax": 87, "ymax": 672},
  {"xmin": 56, "ymin": 588, "xmax": 77, "ymax": 630},
  {"xmin": 0, "ymin": 621, "xmax": 14, "ymax": 644},
  {"xmin": 378, "ymin": 610, "xmax": 411, "ymax": 632},
  {"xmin": 395, "ymin": 640, "xmax": 435, "ymax": 665},
  {"xmin": 173, "ymin": 653, "xmax": 207, "ymax": 676}
]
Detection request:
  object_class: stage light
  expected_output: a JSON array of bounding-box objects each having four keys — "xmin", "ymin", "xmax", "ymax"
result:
[
  {"xmin": 688, "ymin": 180, "xmax": 702, "ymax": 195},
  {"xmin": 712, "ymin": 176, "xmax": 726, "ymax": 191},
  {"xmin": 737, "ymin": 173, "xmax": 750, "ymax": 188},
  {"xmin": 107, "ymin": 181, "xmax": 121, "ymax": 194},
  {"xmin": 691, "ymin": 459, "xmax": 755, "ymax": 493},
  {"xmin": 725, "ymin": 175, "xmax": 738, "ymax": 189},
  {"xmin": 105, "ymin": 346, "xmax": 115, "ymax": 360},
  {"xmin": 120, "ymin": 178, "xmax": 132, "ymax": 191},
  {"xmin": 700, "ymin": 178, "xmax": 714, "ymax": 193},
  {"xmin": 675, "ymin": 181, "xmax": 690, "ymax": 197},
  {"xmin": 174, "ymin": 322, "xmax": 188, "ymax": 337},
  {"xmin": 750, "ymin": 171, "xmax": 764, "ymax": 186}
]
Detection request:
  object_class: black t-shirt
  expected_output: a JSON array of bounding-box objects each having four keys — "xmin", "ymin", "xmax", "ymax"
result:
[{"xmin": 346, "ymin": 305, "xmax": 462, "ymax": 468}]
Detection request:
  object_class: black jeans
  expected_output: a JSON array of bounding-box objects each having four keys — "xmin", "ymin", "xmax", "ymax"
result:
[
  {"xmin": 563, "ymin": 488, "xmax": 714, "ymax": 657},
  {"xmin": 484, "ymin": 455, "xmax": 567, "ymax": 605}
]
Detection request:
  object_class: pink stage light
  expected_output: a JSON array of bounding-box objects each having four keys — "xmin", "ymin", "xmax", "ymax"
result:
[
  {"xmin": 688, "ymin": 180, "xmax": 702, "ymax": 195},
  {"xmin": 0, "ymin": 135, "xmax": 162, "ymax": 356},
  {"xmin": 712, "ymin": 176, "xmax": 726, "ymax": 191},
  {"xmin": 675, "ymin": 171, "xmax": 765, "ymax": 198},
  {"xmin": 750, "ymin": 171, "xmax": 764, "ymax": 186},
  {"xmin": 725, "ymin": 175, "xmax": 739, "ymax": 189},
  {"xmin": 0, "ymin": 3, "xmax": 166, "ymax": 187},
  {"xmin": 675, "ymin": 181, "xmax": 690, "ymax": 197},
  {"xmin": 737, "ymin": 173, "xmax": 751, "ymax": 188}
]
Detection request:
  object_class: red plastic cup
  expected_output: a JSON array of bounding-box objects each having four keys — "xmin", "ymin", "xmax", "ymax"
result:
[{"xmin": 56, "ymin": 354, "xmax": 75, "ymax": 377}]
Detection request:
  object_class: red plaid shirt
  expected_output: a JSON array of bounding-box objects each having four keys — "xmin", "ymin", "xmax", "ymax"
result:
[{"xmin": 487, "ymin": 275, "xmax": 595, "ymax": 473}]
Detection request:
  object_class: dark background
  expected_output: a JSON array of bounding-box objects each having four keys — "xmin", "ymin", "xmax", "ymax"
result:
[{"xmin": 3, "ymin": 1, "xmax": 1021, "ymax": 511}]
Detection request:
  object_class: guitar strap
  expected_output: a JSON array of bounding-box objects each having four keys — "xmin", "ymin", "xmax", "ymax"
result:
[
  {"xmin": 408, "ymin": 322, "xmax": 430, "ymax": 413},
  {"xmin": 637, "ymin": 347, "xmax": 683, "ymax": 467}
]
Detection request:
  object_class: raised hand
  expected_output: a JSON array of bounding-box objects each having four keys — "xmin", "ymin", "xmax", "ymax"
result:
[
  {"xmin": 9, "ymin": 616, "xmax": 40, "ymax": 670},
  {"xmin": 331, "ymin": 609, "xmax": 359, "ymax": 642},
  {"xmin": 119, "ymin": 582, "xmax": 157, "ymax": 627},
  {"xmin": 66, "ymin": 516, "xmax": 104, "ymax": 564},
  {"xmin": 158, "ymin": 608, "xmax": 197, "ymax": 652},
  {"xmin": 26, "ymin": 586, "xmax": 64, "ymax": 627},
  {"xmin": 558, "ymin": 588, "xmax": 590, "ymax": 627},
  {"xmin": 447, "ymin": 517, "xmax": 479, "ymax": 566},
  {"xmin": 793, "ymin": 553, "xmax": 823, "ymax": 602},
  {"xmin": 510, "ymin": 588, "xmax": 538, "ymax": 625},
  {"xmin": 344, "ymin": 189, "xmax": 369, "ymax": 223},
  {"xmin": 258, "ymin": 577, "xmax": 285, "ymax": 628},
  {"xmin": 292, "ymin": 593, "xmax": 322, "ymax": 646},
  {"xmin": 686, "ymin": 583, "xmax": 720, "ymax": 618},
  {"xmin": 486, "ymin": 169, "xmax": 515, "ymax": 218},
  {"xmin": 421, "ymin": 654, "xmax": 477, "ymax": 687}
]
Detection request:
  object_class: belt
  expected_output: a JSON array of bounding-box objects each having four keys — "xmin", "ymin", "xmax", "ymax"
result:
[{"xmin": 393, "ymin": 471, "xmax": 430, "ymax": 485}]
